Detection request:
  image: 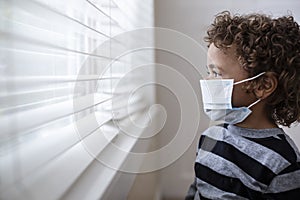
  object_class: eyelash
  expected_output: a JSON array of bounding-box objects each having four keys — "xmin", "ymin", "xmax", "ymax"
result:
[{"xmin": 207, "ymin": 71, "xmax": 222, "ymax": 77}]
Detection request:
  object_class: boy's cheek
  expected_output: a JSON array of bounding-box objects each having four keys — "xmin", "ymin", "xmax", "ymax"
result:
[{"xmin": 232, "ymin": 85, "xmax": 256, "ymax": 107}]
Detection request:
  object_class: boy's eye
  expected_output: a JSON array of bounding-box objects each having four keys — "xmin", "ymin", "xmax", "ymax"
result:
[
  {"xmin": 207, "ymin": 71, "xmax": 222, "ymax": 78},
  {"xmin": 213, "ymin": 71, "xmax": 222, "ymax": 77}
]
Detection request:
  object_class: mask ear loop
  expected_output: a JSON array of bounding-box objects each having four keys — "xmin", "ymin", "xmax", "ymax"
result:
[
  {"xmin": 235, "ymin": 72, "xmax": 265, "ymax": 109},
  {"xmin": 235, "ymin": 72, "xmax": 266, "ymax": 109},
  {"xmin": 247, "ymin": 99, "xmax": 261, "ymax": 108},
  {"xmin": 234, "ymin": 72, "xmax": 266, "ymax": 85}
]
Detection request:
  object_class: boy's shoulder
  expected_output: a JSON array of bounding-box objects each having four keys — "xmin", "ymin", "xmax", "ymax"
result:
[{"xmin": 201, "ymin": 124, "xmax": 300, "ymax": 164}]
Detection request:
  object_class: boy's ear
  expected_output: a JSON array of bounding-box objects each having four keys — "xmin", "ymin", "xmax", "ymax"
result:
[{"xmin": 253, "ymin": 72, "xmax": 278, "ymax": 99}]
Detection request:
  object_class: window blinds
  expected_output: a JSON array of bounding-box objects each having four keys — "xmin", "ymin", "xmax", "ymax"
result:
[{"xmin": 0, "ymin": 0, "xmax": 154, "ymax": 199}]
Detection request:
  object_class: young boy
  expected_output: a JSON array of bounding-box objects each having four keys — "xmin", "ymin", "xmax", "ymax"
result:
[{"xmin": 186, "ymin": 11, "xmax": 300, "ymax": 199}]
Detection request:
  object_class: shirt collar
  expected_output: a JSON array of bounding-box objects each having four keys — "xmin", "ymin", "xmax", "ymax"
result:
[{"xmin": 227, "ymin": 124, "xmax": 284, "ymax": 138}]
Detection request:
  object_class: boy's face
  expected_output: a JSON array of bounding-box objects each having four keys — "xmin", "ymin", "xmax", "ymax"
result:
[{"xmin": 206, "ymin": 43, "xmax": 256, "ymax": 107}]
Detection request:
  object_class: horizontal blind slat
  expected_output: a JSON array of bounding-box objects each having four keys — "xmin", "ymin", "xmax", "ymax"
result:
[
  {"xmin": 0, "ymin": 86, "xmax": 71, "ymax": 97},
  {"xmin": 5, "ymin": 0, "xmax": 112, "ymax": 39},
  {"xmin": 0, "ymin": 121, "xmax": 120, "ymax": 200},
  {"xmin": 0, "ymin": 74, "xmax": 123, "ymax": 83},
  {"xmin": 86, "ymin": 0, "xmax": 126, "ymax": 31},
  {"xmin": 0, "ymin": 0, "xmax": 154, "ymax": 199},
  {"xmin": 0, "ymin": 93, "xmax": 111, "ymax": 138},
  {"xmin": 0, "ymin": 112, "xmax": 113, "ymax": 189},
  {"xmin": 0, "ymin": 23, "xmax": 111, "ymax": 60},
  {"xmin": 1, "ymin": 110, "xmax": 150, "ymax": 200},
  {"xmin": 62, "ymin": 110, "xmax": 151, "ymax": 200},
  {"xmin": 0, "ymin": 47, "xmax": 128, "ymax": 78}
]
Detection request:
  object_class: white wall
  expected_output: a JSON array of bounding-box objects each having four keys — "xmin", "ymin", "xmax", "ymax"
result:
[{"xmin": 154, "ymin": 0, "xmax": 300, "ymax": 199}]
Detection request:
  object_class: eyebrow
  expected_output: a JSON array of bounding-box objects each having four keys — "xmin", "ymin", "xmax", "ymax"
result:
[{"xmin": 207, "ymin": 64, "xmax": 223, "ymax": 72}]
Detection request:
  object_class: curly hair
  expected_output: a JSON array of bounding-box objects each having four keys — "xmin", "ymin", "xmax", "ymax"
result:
[{"xmin": 205, "ymin": 11, "xmax": 300, "ymax": 127}]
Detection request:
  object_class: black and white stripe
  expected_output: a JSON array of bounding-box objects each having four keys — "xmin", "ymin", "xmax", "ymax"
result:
[{"xmin": 194, "ymin": 125, "xmax": 300, "ymax": 200}]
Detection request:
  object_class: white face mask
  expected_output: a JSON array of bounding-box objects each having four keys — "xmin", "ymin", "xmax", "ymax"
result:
[{"xmin": 199, "ymin": 72, "xmax": 265, "ymax": 124}]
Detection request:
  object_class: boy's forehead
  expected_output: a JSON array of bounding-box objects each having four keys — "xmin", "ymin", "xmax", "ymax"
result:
[{"xmin": 208, "ymin": 44, "xmax": 236, "ymax": 58}]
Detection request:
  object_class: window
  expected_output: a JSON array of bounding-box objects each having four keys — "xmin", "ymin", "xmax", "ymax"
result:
[{"xmin": 0, "ymin": 0, "xmax": 154, "ymax": 199}]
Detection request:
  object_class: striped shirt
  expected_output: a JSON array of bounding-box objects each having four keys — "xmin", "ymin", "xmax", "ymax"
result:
[{"xmin": 186, "ymin": 124, "xmax": 300, "ymax": 200}]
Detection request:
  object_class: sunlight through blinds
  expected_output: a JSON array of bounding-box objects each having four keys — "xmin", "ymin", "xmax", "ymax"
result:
[{"xmin": 0, "ymin": 0, "xmax": 154, "ymax": 199}]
